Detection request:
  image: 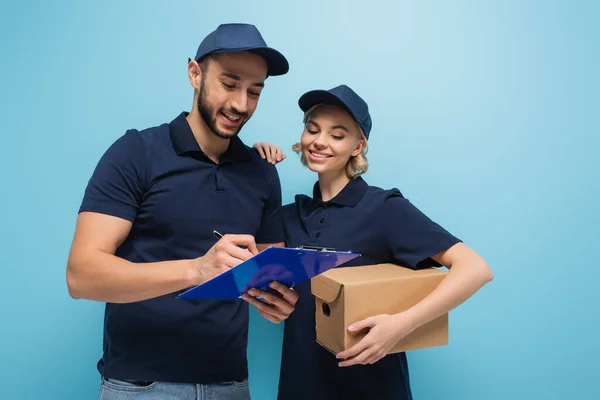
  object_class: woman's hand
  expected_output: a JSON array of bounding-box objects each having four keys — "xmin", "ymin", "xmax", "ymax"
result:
[
  {"xmin": 253, "ymin": 142, "xmax": 286, "ymax": 165},
  {"xmin": 336, "ymin": 313, "xmax": 415, "ymax": 367}
]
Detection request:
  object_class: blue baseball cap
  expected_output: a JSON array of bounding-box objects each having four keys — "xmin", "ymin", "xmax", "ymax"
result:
[
  {"xmin": 298, "ymin": 85, "xmax": 372, "ymax": 139},
  {"xmin": 192, "ymin": 23, "xmax": 289, "ymax": 76}
]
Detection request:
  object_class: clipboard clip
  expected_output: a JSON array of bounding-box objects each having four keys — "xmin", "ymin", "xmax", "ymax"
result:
[
  {"xmin": 297, "ymin": 245, "xmax": 336, "ymax": 252},
  {"xmin": 297, "ymin": 245, "xmax": 353, "ymax": 253}
]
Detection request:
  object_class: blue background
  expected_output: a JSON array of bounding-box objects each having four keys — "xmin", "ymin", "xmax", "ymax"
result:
[{"xmin": 1, "ymin": 1, "xmax": 598, "ymax": 399}]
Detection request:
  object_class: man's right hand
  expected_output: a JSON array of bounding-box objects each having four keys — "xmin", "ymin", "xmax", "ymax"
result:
[
  {"xmin": 191, "ymin": 234, "xmax": 259, "ymax": 285},
  {"xmin": 67, "ymin": 212, "xmax": 261, "ymax": 303}
]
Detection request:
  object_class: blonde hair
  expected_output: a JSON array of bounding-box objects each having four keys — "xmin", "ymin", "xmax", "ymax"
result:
[{"xmin": 292, "ymin": 104, "xmax": 369, "ymax": 179}]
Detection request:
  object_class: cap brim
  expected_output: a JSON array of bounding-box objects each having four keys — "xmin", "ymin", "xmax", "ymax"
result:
[
  {"xmin": 247, "ymin": 47, "xmax": 289, "ymax": 76},
  {"xmin": 298, "ymin": 90, "xmax": 352, "ymax": 114}
]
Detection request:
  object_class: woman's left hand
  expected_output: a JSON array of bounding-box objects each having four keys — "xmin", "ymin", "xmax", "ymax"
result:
[
  {"xmin": 336, "ymin": 313, "xmax": 415, "ymax": 367},
  {"xmin": 253, "ymin": 142, "xmax": 286, "ymax": 165}
]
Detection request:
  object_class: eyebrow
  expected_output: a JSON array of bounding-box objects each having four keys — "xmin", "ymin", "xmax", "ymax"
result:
[{"xmin": 219, "ymin": 72, "xmax": 265, "ymax": 88}]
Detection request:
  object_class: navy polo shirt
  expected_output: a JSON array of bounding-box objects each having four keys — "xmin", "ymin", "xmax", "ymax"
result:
[
  {"xmin": 79, "ymin": 112, "xmax": 284, "ymax": 384},
  {"xmin": 277, "ymin": 177, "xmax": 461, "ymax": 400}
]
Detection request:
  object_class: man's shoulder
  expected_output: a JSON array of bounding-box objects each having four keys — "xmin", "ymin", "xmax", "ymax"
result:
[
  {"xmin": 244, "ymin": 145, "xmax": 280, "ymax": 177},
  {"xmin": 110, "ymin": 121, "xmax": 171, "ymax": 154},
  {"xmin": 135, "ymin": 121, "xmax": 172, "ymax": 145},
  {"xmin": 244, "ymin": 143, "xmax": 268, "ymax": 163}
]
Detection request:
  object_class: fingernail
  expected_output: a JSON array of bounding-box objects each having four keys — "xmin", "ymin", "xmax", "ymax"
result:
[{"xmin": 348, "ymin": 325, "xmax": 355, "ymax": 331}]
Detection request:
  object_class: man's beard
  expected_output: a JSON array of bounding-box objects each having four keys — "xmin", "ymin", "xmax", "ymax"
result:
[{"xmin": 197, "ymin": 76, "xmax": 249, "ymax": 139}]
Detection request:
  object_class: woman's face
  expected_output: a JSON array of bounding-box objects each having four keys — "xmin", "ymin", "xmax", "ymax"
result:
[{"xmin": 300, "ymin": 105, "xmax": 365, "ymax": 176}]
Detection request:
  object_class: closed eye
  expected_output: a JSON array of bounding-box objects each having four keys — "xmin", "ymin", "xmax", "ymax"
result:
[{"xmin": 222, "ymin": 82, "xmax": 235, "ymax": 90}]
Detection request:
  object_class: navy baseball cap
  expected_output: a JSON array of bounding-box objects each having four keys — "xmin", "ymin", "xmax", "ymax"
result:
[
  {"xmin": 298, "ymin": 85, "xmax": 372, "ymax": 139},
  {"xmin": 192, "ymin": 23, "xmax": 289, "ymax": 76}
]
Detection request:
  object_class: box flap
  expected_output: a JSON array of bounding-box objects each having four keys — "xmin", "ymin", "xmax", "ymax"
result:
[
  {"xmin": 311, "ymin": 274, "xmax": 343, "ymax": 303},
  {"xmin": 322, "ymin": 264, "xmax": 446, "ymax": 284}
]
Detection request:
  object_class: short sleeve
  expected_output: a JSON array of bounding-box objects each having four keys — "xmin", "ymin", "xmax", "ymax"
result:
[
  {"xmin": 255, "ymin": 165, "xmax": 284, "ymax": 243},
  {"xmin": 381, "ymin": 190, "xmax": 461, "ymax": 269},
  {"xmin": 78, "ymin": 129, "xmax": 147, "ymax": 222}
]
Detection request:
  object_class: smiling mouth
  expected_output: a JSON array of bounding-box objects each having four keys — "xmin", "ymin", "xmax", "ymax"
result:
[
  {"xmin": 308, "ymin": 150, "xmax": 332, "ymax": 159},
  {"xmin": 220, "ymin": 110, "xmax": 243, "ymax": 124}
]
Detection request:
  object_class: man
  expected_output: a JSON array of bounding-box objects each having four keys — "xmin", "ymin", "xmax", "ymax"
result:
[{"xmin": 66, "ymin": 23, "xmax": 298, "ymax": 399}]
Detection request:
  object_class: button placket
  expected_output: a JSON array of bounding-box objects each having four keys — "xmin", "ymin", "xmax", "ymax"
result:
[
  {"xmin": 313, "ymin": 207, "xmax": 327, "ymax": 240},
  {"xmin": 213, "ymin": 165, "xmax": 225, "ymax": 192}
]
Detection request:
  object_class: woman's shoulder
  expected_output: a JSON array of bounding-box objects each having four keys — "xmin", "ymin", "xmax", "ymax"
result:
[
  {"xmin": 361, "ymin": 182, "xmax": 428, "ymax": 222},
  {"xmin": 283, "ymin": 193, "xmax": 313, "ymax": 214},
  {"xmin": 363, "ymin": 182, "xmax": 438, "ymax": 226},
  {"xmin": 364, "ymin": 182, "xmax": 406, "ymax": 202}
]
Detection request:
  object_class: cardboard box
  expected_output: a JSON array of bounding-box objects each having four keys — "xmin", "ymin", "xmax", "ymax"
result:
[{"xmin": 311, "ymin": 263, "xmax": 448, "ymax": 355}]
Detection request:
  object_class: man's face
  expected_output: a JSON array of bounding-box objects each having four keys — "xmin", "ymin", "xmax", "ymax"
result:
[{"xmin": 196, "ymin": 52, "xmax": 268, "ymax": 139}]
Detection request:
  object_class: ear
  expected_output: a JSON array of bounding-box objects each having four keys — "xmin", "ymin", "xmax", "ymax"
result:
[
  {"xmin": 188, "ymin": 60, "xmax": 202, "ymax": 90},
  {"xmin": 351, "ymin": 139, "xmax": 366, "ymax": 157}
]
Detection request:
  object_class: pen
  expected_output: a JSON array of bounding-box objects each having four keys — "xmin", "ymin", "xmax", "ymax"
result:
[{"xmin": 213, "ymin": 230, "xmax": 247, "ymax": 249}]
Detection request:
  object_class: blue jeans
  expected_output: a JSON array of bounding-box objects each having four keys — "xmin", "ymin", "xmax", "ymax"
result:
[{"xmin": 99, "ymin": 378, "xmax": 251, "ymax": 400}]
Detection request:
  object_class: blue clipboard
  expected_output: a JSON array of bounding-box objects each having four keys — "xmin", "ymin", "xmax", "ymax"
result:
[{"xmin": 177, "ymin": 246, "xmax": 360, "ymax": 300}]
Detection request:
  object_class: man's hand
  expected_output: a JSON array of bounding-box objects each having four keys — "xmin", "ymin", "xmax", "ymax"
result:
[
  {"xmin": 241, "ymin": 282, "xmax": 298, "ymax": 323},
  {"xmin": 191, "ymin": 234, "xmax": 259, "ymax": 285}
]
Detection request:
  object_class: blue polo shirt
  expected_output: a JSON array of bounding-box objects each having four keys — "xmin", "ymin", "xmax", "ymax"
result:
[
  {"xmin": 79, "ymin": 112, "xmax": 284, "ymax": 384},
  {"xmin": 277, "ymin": 177, "xmax": 461, "ymax": 400}
]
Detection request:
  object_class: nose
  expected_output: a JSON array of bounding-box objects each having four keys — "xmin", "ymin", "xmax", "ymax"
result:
[
  {"xmin": 313, "ymin": 132, "xmax": 328, "ymax": 149},
  {"xmin": 230, "ymin": 90, "xmax": 248, "ymax": 114}
]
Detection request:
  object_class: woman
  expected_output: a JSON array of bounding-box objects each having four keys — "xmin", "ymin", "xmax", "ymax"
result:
[{"xmin": 245, "ymin": 85, "xmax": 494, "ymax": 400}]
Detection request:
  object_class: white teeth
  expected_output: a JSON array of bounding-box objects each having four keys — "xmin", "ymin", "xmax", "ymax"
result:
[
  {"xmin": 311, "ymin": 151, "xmax": 330, "ymax": 158},
  {"xmin": 222, "ymin": 111, "xmax": 240, "ymax": 122}
]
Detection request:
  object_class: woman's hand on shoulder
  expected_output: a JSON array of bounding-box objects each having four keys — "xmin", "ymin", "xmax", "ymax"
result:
[{"xmin": 253, "ymin": 142, "xmax": 286, "ymax": 165}]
